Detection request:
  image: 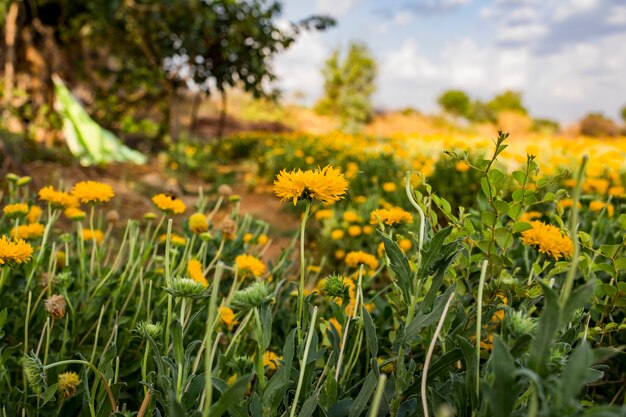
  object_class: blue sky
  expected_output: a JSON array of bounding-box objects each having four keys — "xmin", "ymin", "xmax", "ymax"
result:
[{"xmin": 273, "ymin": 0, "xmax": 626, "ymax": 123}]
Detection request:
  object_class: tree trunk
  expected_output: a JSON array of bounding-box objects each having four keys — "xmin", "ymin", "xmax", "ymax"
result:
[
  {"xmin": 3, "ymin": 1, "xmax": 19, "ymax": 110},
  {"xmin": 189, "ymin": 91, "xmax": 202, "ymax": 136},
  {"xmin": 216, "ymin": 89, "xmax": 227, "ymax": 139}
]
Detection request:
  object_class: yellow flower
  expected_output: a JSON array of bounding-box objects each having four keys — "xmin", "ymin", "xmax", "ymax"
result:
[
  {"xmin": 64, "ymin": 207, "xmax": 86, "ymax": 221},
  {"xmin": 335, "ymin": 249, "xmax": 345, "ymax": 260},
  {"xmin": 398, "ymin": 238, "xmax": 412, "ymax": 252},
  {"xmin": 188, "ymin": 259, "xmax": 208, "ymax": 287},
  {"xmin": 362, "ymin": 225, "xmax": 374, "ymax": 235},
  {"xmin": 10, "ymin": 223, "xmax": 44, "ymax": 240},
  {"xmin": 243, "ymin": 233, "xmax": 253, "ymax": 243},
  {"xmin": 0, "ymin": 235, "xmax": 34, "ymax": 266},
  {"xmin": 257, "ymin": 234, "xmax": 269, "ymax": 246},
  {"xmin": 71, "ymin": 181, "xmax": 115, "ymax": 204},
  {"xmin": 589, "ymin": 201, "xmax": 614, "ymax": 217},
  {"xmin": 315, "ymin": 209, "xmax": 333, "ymax": 220},
  {"xmin": 354, "ymin": 195, "xmax": 368, "ymax": 204},
  {"xmin": 219, "ymin": 306, "xmax": 238, "ymax": 330},
  {"xmin": 345, "ymin": 251, "xmax": 379, "ymax": 270},
  {"xmin": 81, "ymin": 229, "xmax": 104, "ymax": 244},
  {"xmin": 3, "ymin": 203, "xmax": 29, "ymax": 218},
  {"xmin": 520, "ymin": 221, "xmax": 573, "ymax": 260},
  {"xmin": 159, "ymin": 234, "xmax": 187, "ymax": 247},
  {"xmin": 38, "ymin": 186, "xmax": 79, "ymax": 208},
  {"xmin": 455, "ymin": 161, "xmax": 470, "ymax": 172},
  {"xmin": 58, "ymin": 371, "xmax": 80, "ymax": 398},
  {"xmin": 26, "ymin": 206, "xmax": 42, "ymax": 224},
  {"xmin": 235, "ymin": 254, "xmax": 266, "ymax": 278},
  {"xmin": 328, "ymin": 318, "xmax": 342, "ymax": 334},
  {"xmin": 347, "ymin": 225, "xmax": 362, "ymax": 237},
  {"xmin": 189, "ymin": 213, "xmax": 208, "ymax": 234},
  {"xmin": 343, "ymin": 211, "xmax": 359, "ymax": 223},
  {"xmin": 152, "ymin": 193, "xmax": 186, "ymax": 214},
  {"xmin": 519, "ymin": 211, "xmax": 542, "ymax": 223},
  {"xmin": 370, "ymin": 207, "xmax": 413, "ymax": 226},
  {"xmin": 382, "ymin": 182, "xmax": 397, "ymax": 193},
  {"xmin": 273, "ymin": 165, "xmax": 348, "ymax": 206},
  {"xmin": 263, "ymin": 351, "xmax": 282, "ymax": 370},
  {"xmin": 330, "ymin": 229, "xmax": 344, "ymax": 240}
]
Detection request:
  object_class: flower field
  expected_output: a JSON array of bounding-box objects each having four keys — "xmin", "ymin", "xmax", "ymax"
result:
[{"xmin": 1, "ymin": 130, "xmax": 626, "ymax": 417}]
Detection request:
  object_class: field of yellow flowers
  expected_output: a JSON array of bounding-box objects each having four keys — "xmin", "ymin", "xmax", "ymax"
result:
[{"xmin": 1, "ymin": 130, "xmax": 625, "ymax": 416}]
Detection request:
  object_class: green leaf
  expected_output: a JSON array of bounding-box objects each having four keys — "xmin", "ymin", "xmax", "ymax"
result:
[
  {"xmin": 378, "ymin": 230, "xmax": 412, "ymax": 305},
  {"xmin": 348, "ymin": 371, "xmax": 377, "ymax": 417},
  {"xmin": 171, "ymin": 320, "xmax": 184, "ymax": 365},
  {"xmin": 614, "ymin": 258, "xmax": 626, "ymax": 271},
  {"xmin": 494, "ymin": 227, "xmax": 513, "ymax": 250},
  {"xmin": 563, "ymin": 280, "xmax": 595, "ymax": 321},
  {"xmin": 528, "ymin": 281, "xmax": 561, "ymax": 377},
  {"xmin": 263, "ymin": 330, "xmax": 296, "ymax": 409},
  {"xmin": 362, "ymin": 307, "xmax": 378, "ymax": 360},
  {"xmin": 209, "ymin": 374, "xmax": 253, "ymax": 417},
  {"xmin": 512, "ymin": 170, "xmax": 527, "ymax": 186},
  {"xmin": 405, "ymin": 284, "xmax": 457, "ymax": 340},
  {"xmin": 484, "ymin": 337, "xmax": 519, "ymax": 417},
  {"xmin": 513, "ymin": 222, "xmax": 533, "ymax": 233},
  {"xmin": 299, "ymin": 393, "xmax": 319, "ymax": 417},
  {"xmin": 561, "ymin": 342, "xmax": 593, "ymax": 402},
  {"xmin": 601, "ymin": 284, "xmax": 618, "ymax": 298},
  {"xmin": 494, "ymin": 200, "xmax": 510, "ymax": 215},
  {"xmin": 599, "ymin": 244, "xmax": 621, "ymax": 259}
]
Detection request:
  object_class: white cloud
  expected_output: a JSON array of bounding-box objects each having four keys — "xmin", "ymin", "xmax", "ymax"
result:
[
  {"xmin": 606, "ymin": 5, "xmax": 626, "ymax": 26},
  {"xmin": 316, "ymin": 0, "xmax": 361, "ymax": 18},
  {"xmin": 380, "ymin": 39, "xmax": 439, "ymax": 81},
  {"xmin": 552, "ymin": 0, "xmax": 600, "ymax": 21}
]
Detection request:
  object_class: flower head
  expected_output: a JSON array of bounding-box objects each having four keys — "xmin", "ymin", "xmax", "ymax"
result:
[
  {"xmin": 0, "ymin": 235, "xmax": 34, "ymax": 266},
  {"xmin": 3, "ymin": 203, "xmax": 29, "ymax": 218},
  {"xmin": 81, "ymin": 229, "xmax": 104, "ymax": 244},
  {"xmin": 11, "ymin": 223, "xmax": 45, "ymax": 240},
  {"xmin": 273, "ymin": 165, "xmax": 348, "ymax": 206},
  {"xmin": 58, "ymin": 372, "xmax": 81, "ymax": 398},
  {"xmin": 152, "ymin": 193, "xmax": 186, "ymax": 214},
  {"xmin": 263, "ymin": 351, "xmax": 282, "ymax": 370},
  {"xmin": 44, "ymin": 294, "xmax": 67, "ymax": 319},
  {"xmin": 189, "ymin": 213, "xmax": 208, "ymax": 234},
  {"xmin": 160, "ymin": 233, "xmax": 187, "ymax": 247},
  {"xmin": 520, "ymin": 221, "xmax": 573, "ymax": 260},
  {"xmin": 188, "ymin": 259, "xmax": 208, "ymax": 287},
  {"xmin": 345, "ymin": 251, "xmax": 379, "ymax": 270},
  {"xmin": 38, "ymin": 186, "xmax": 79, "ymax": 209},
  {"xmin": 235, "ymin": 254, "xmax": 266, "ymax": 279},
  {"xmin": 27, "ymin": 206, "xmax": 42, "ymax": 224},
  {"xmin": 71, "ymin": 181, "xmax": 115, "ymax": 204},
  {"xmin": 64, "ymin": 207, "xmax": 86, "ymax": 221},
  {"xmin": 219, "ymin": 306, "xmax": 238, "ymax": 330},
  {"xmin": 370, "ymin": 207, "xmax": 413, "ymax": 227}
]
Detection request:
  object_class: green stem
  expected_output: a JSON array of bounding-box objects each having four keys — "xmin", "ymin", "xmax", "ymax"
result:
[
  {"xmin": 203, "ymin": 263, "xmax": 224, "ymax": 416},
  {"xmin": 475, "ymin": 260, "xmax": 488, "ymax": 400},
  {"xmin": 290, "ymin": 306, "xmax": 318, "ymax": 417},
  {"xmin": 297, "ymin": 201, "xmax": 311, "ymax": 344}
]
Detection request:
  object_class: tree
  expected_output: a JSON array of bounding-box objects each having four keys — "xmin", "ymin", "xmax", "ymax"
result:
[
  {"xmin": 579, "ymin": 113, "xmax": 620, "ymax": 137},
  {"xmin": 437, "ymin": 90, "xmax": 471, "ymax": 118},
  {"xmin": 487, "ymin": 90, "xmax": 528, "ymax": 115},
  {"xmin": 315, "ymin": 42, "xmax": 377, "ymax": 131},
  {"xmin": 1, "ymin": 0, "xmax": 334, "ymax": 146},
  {"xmin": 620, "ymin": 105, "xmax": 626, "ymax": 124}
]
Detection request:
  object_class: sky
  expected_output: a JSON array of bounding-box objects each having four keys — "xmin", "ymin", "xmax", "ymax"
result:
[{"xmin": 273, "ymin": 0, "xmax": 626, "ymax": 123}]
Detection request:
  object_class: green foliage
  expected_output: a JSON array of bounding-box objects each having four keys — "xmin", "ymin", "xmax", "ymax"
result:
[
  {"xmin": 315, "ymin": 42, "xmax": 378, "ymax": 131},
  {"xmin": 486, "ymin": 90, "xmax": 528, "ymax": 115},
  {"xmin": 438, "ymin": 90, "xmax": 471, "ymax": 118}
]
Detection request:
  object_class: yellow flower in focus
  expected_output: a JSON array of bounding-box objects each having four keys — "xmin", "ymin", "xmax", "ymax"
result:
[
  {"xmin": 331, "ymin": 229, "xmax": 344, "ymax": 240},
  {"xmin": 343, "ymin": 211, "xmax": 359, "ymax": 223},
  {"xmin": 64, "ymin": 207, "xmax": 86, "ymax": 221},
  {"xmin": 26, "ymin": 206, "xmax": 42, "ymax": 224},
  {"xmin": 187, "ymin": 259, "xmax": 208, "ymax": 287},
  {"xmin": 3, "ymin": 203, "xmax": 29, "ymax": 218},
  {"xmin": 382, "ymin": 182, "xmax": 397, "ymax": 192},
  {"xmin": 273, "ymin": 165, "xmax": 348, "ymax": 206},
  {"xmin": 58, "ymin": 371, "xmax": 81, "ymax": 398},
  {"xmin": 235, "ymin": 254, "xmax": 266, "ymax": 278},
  {"xmin": 347, "ymin": 225, "xmax": 362, "ymax": 237},
  {"xmin": 219, "ymin": 306, "xmax": 238, "ymax": 330},
  {"xmin": 38, "ymin": 186, "xmax": 79, "ymax": 208},
  {"xmin": 81, "ymin": 229, "xmax": 104, "ymax": 244},
  {"xmin": 0, "ymin": 235, "xmax": 34, "ymax": 266},
  {"xmin": 370, "ymin": 207, "xmax": 413, "ymax": 226},
  {"xmin": 520, "ymin": 221, "xmax": 573, "ymax": 260},
  {"xmin": 314, "ymin": 209, "xmax": 333, "ymax": 220},
  {"xmin": 589, "ymin": 201, "xmax": 614, "ymax": 216},
  {"xmin": 345, "ymin": 251, "xmax": 379, "ymax": 270},
  {"xmin": 152, "ymin": 194, "xmax": 186, "ymax": 214},
  {"xmin": 11, "ymin": 223, "xmax": 44, "ymax": 240},
  {"xmin": 71, "ymin": 181, "xmax": 115, "ymax": 204},
  {"xmin": 263, "ymin": 351, "xmax": 282, "ymax": 370},
  {"xmin": 189, "ymin": 213, "xmax": 208, "ymax": 234}
]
